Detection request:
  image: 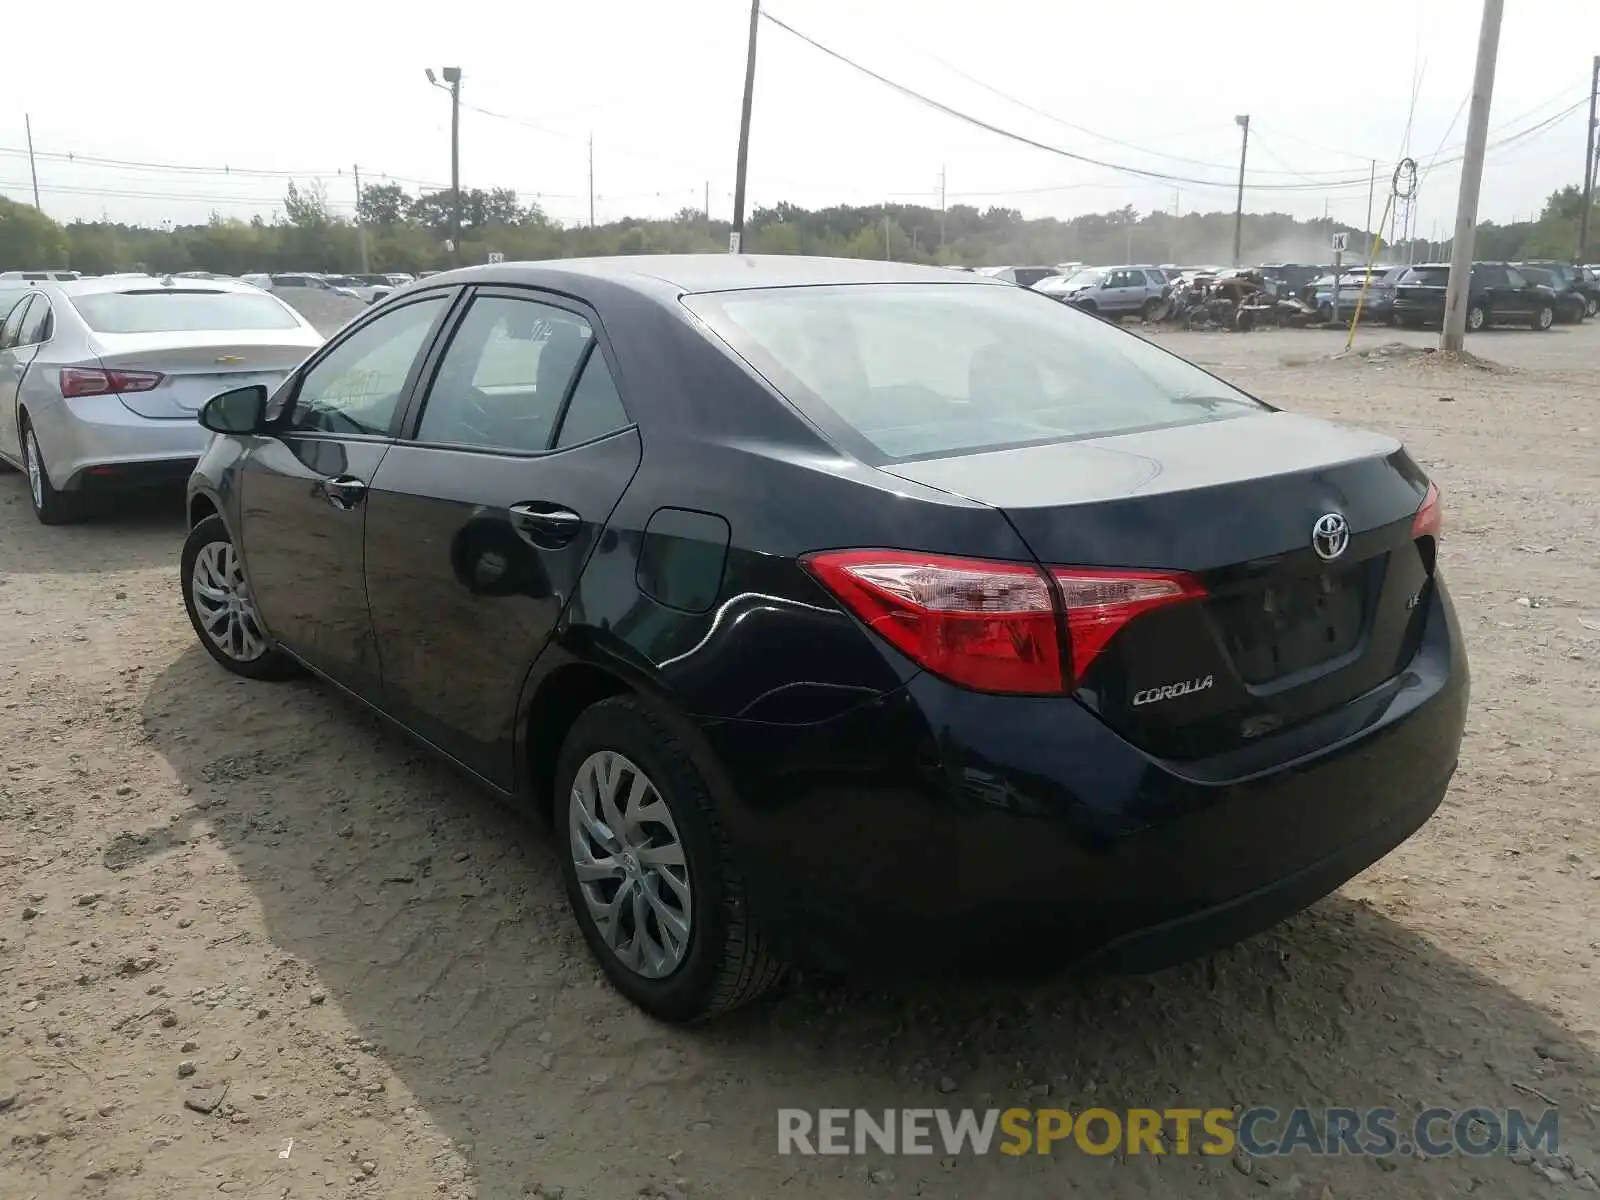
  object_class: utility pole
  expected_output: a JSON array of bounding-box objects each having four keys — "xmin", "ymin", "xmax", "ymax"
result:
[
  {"xmin": 884, "ymin": 213, "xmax": 891, "ymax": 260},
  {"xmin": 730, "ymin": 0, "xmax": 761, "ymax": 253},
  {"xmin": 1366, "ymin": 159, "xmax": 1376, "ymax": 237},
  {"xmin": 938, "ymin": 165, "xmax": 947, "ymax": 249},
  {"xmin": 426, "ymin": 67, "xmax": 463, "ymax": 266},
  {"xmin": 1441, "ymin": 0, "xmax": 1504, "ymax": 353},
  {"xmin": 588, "ymin": 134, "xmax": 596, "ymax": 227},
  {"xmin": 24, "ymin": 114, "xmax": 41, "ymax": 210},
  {"xmin": 1231, "ymin": 114, "xmax": 1250, "ymax": 267},
  {"xmin": 705, "ymin": 180, "xmax": 711, "ymax": 221},
  {"xmin": 354, "ymin": 164, "xmax": 370, "ymax": 273},
  {"xmin": 1579, "ymin": 54, "xmax": 1599, "ymax": 262}
]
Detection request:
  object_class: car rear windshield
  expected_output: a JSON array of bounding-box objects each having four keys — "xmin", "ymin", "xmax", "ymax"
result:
[
  {"xmin": 70, "ymin": 290, "xmax": 302, "ymax": 334},
  {"xmin": 682, "ymin": 282, "xmax": 1267, "ymax": 462},
  {"xmin": 1400, "ymin": 267, "xmax": 1451, "ymax": 286}
]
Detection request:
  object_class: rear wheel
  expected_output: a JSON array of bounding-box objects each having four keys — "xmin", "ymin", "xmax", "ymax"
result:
[
  {"xmin": 1140, "ymin": 298, "xmax": 1161, "ymax": 321},
  {"xmin": 1586, "ymin": 295, "xmax": 1598, "ymax": 319},
  {"xmin": 21, "ymin": 419, "xmax": 81, "ymax": 526},
  {"xmin": 181, "ymin": 515, "xmax": 299, "ymax": 680},
  {"xmin": 1531, "ymin": 304, "xmax": 1554, "ymax": 331},
  {"xmin": 1466, "ymin": 304, "xmax": 1487, "ymax": 332},
  {"xmin": 555, "ymin": 696, "xmax": 785, "ymax": 1022}
]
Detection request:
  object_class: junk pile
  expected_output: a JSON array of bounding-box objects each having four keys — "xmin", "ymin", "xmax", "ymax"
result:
[{"xmin": 1156, "ymin": 270, "xmax": 1317, "ymax": 331}]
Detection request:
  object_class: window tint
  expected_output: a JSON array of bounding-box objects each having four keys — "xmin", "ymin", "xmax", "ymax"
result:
[
  {"xmin": 1505, "ymin": 267, "xmax": 1530, "ymax": 289},
  {"xmin": 683, "ymin": 283, "xmax": 1266, "ymax": 463},
  {"xmin": 1144, "ymin": 270, "xmax": 1166, "ymax": 287},
  {"xmin": 416, "ymin": 295, "xmax": 593, "ymax": 452},
  {"xmin": 0, "ymin": 295, "xmax": 33, "ymax": 349},
  {"xmin": 17, "ymin": 296, "xmax": 51, "ymax": 345},
  {"xmin": 288, "ymin": 296, "xmax": 444, "ymax": 437},
  {"xmin": 1400, "ymin": 266, "xmax": 1450, "ymax": 286},
  {"xmin": 71, "ymin": 290, "xmax": 302, "ymax": 333},
  {"xmin": 555, "ymin": 351, "xmax": 630, "ymax": 447}
]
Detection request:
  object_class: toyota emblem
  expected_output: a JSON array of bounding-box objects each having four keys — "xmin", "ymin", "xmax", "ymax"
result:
[{"xmin": 1311, "ymin": 512, "xmax": 1350, "ymax": 561}]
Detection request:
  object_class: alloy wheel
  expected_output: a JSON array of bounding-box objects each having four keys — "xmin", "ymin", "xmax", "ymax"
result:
[
  {"xmin": 24, "ymin": 430, "xmax": 44, "ymax": 513},
  {"xmin": 1466, "ymin": 306, "xmax": 1485, "ymax": 331},
  {"xmin": 190, "ymin": 541, "xmax": 267, "ymax": 662},
  {"xmin": 1538, "ymin": 306, "xmax": 1554, "ymax": 330},
  {"xmin": 568, "ymin": 750, "xmax": 692, "ymax": 979}
]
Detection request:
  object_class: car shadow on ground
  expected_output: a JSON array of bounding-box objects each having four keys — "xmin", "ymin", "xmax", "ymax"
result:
[
  {"xmin": 137, "ymin": 646, "xmax": 1598, "ymax": 1199},
  {"xmin": 0, "ymin": 474, "xmax": 186, "ymax": 575}
]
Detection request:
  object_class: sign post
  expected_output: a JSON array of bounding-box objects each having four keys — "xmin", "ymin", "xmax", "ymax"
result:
[
  {"xmin": 487, "ymin": 251, "xmax": 505, "ymax": 265},
  {"xmin": 1330, "ymin": 231, "xmax": 1348, "ymax": 325}
]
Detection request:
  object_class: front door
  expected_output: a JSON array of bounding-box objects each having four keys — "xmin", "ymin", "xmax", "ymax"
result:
[
  {"xmin": 362, "ymin": 289, "xmax": 641, "ymax": 785},
  {"xmin": 237, "ymin": 291, "xmax": 455, "ymax": 691}
]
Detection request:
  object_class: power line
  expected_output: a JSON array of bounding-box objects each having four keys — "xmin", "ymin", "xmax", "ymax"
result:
[{"xmin": 760, "ymin": 11, "xmax": 1376, "ymax": 192}]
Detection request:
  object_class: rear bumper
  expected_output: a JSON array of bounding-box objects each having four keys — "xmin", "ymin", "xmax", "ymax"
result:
[
  {"xmin": 28, "ymin": 396, "xmax": 211, "ymax": 491},
  {"xmin": 698, "ymin": 577, "xmax": 1468, "ymax": 974}
]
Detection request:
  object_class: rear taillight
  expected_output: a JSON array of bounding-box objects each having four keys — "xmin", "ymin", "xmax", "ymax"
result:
[
  {"xmin": 59, "ymin": 367, "xmax": 165, "ymax": 398},
  {"xmin": 1412, "ymin": 481, "xmax": 1442, "ymax": 542},
  {"xmin": 801, "ymin": 550, "xmax": 1205, "ymax": 695},
  {"xmin": 1050, "ymin": 568, "xmax": 1207, "ymax": 683}
]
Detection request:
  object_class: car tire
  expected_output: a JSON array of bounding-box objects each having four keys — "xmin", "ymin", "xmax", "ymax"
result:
[
  {"xmin": 1586, "ymin": 296, "xmax": 1598, "ymax": 319},
  {"xmin": 20, "ymin": 418, "xmax": 82, "ymax": 526},
  {"xmin": 554, "ymin": 695, "xmax": 786, "ymax": 1023},
  {"xmin": 1140, "ymin": 298, "xmax": 1160, "ymax": 321},
  {"xmin": 1466, "ymin": 304, "xmax": 1488, "ymax": 332},
  {"xmin": 1531, "ymin": 304, "xmax": 1554, "ymax": 331},
  {"xmin": 180, "ymin": 515, "xmax": 299, "ymax": 680}
]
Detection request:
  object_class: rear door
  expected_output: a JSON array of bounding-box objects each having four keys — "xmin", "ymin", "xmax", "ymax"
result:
[
  {"xmin": 0, "ymin": 296, "xmax": 45, "ymax": 464},
  {"xmin": 237, "ymin": 291, "xmax": 456, "ymax": 692},
  {"xmin": 362, "ymin": 287, "xmax": 641, "ymax": 785}
]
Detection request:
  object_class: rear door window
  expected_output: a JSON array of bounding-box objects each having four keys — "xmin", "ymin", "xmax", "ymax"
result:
[
  {"xmin": 683, "ymin": 282, "xmax": 1266, "ymax": 463},
  {"xmin": 0, "ymin": 295, "xmax": 34, "ymax": 350},
  {"xmin": 414, "ymin": 295, "xmax": 594, "ymax": 453},
  {"xmin": 17, "ymin": 296, "xmax": 52, "ymax": 345}
]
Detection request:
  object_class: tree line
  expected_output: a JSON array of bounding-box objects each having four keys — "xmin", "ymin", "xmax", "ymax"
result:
[{"xmin": 2, "ymin": 178, "xmax": 1595, "ymax": 276}]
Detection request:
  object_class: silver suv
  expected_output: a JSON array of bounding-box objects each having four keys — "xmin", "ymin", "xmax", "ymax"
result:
[{"xmin": 1035, "ymin": 265, "xmax": 1169, "ymax": 319}]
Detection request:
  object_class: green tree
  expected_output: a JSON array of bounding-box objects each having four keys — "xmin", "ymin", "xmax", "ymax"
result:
[{"xmin": 0, "ymin": 197, "xmax": 69, "ymax": 268}]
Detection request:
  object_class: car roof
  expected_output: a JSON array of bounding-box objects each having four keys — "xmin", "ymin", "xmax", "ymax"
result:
[{"xmin": 416, "ymin": 254, "xmax": 1003, "ymax": 297}]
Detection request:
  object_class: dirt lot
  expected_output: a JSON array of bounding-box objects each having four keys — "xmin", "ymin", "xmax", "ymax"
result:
[{"xmin": 2, "ymin": 320, "xmax": 1598, "ymax": 1199}]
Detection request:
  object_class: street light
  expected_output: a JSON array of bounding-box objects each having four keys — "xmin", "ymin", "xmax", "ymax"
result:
[{"xmin": 426, "ymin": 66, "xmax": 463, "ymax": 266}]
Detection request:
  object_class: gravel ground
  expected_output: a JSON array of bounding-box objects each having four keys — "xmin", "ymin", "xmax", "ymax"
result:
[{"xmin": 2, "ymin": 320, "xmax": 1598, "ymax": 1199}]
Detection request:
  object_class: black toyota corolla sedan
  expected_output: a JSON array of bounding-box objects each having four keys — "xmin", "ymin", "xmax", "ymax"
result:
[{"xmin": 181, "ymin": 255, "xmax": 1468, "ymax": 1022}]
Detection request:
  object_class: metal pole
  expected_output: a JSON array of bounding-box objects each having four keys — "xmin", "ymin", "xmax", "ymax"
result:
[
  {"xmin": 1579, "ymin": 54, "xmax": 1599, "ymax": 262},
  {"xmin": 938, "ymin": 165, "xmax": 946, "ymax": 249},
  {"xmin": 1231, "ymin": 115, "xmax": 1250, "ymax": 267},
  {"xmin": 354, "ymin": 164, "xmax": 370, "ymax": 274},
  {"xmin": 884, "ymin": 214, "xmax": 891, "ymax": 260},
  {"xmin": 730, "ymin": 0, "xmax": 761, "ymax": 253},
  {"xmin": 449, "ymin": 72, "xmax": 462, "ymax": 267},
  {"xmin": 24, "ymin": 114, "xmax": 41, "ymax": 210},
  {"xmin": 588, "ymin": 134, "xmax": 595, "ymax": 227},
  {"xmin": 1366, "ymin": 159, "xmax": 1376, "ymax": 237},
  {"xmin": 705, "ymin": 180, "xmax": 710, "ymax": 221},
  {"xmin": 1441, "ymin": 0, "xmax": 1504, "ymax": 353}
]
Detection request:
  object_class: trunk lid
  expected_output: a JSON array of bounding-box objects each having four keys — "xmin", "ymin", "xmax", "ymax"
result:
[
  {"xmin": 89, "ymin": 332, "xmax": 316, "ymax": 419},
  {"xmin": 884, "ymin": 411, "xmax": 1436, "ymax": 759}
]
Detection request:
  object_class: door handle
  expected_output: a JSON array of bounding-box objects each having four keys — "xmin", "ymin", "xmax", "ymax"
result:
[
  {"xmin": 322, "ymin": 475, "xmax": 368, "ymax": 510},
  {"xmin": 510, "ymin": 502, "xmax": 582, "ymax": 545}
]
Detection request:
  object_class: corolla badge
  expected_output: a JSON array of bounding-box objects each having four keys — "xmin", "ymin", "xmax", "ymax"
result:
[{"xmin": 1311, "ymin": 512, "xmax": 1350, "ymax": 561}]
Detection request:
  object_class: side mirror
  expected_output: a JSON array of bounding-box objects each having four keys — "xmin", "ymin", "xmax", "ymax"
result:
[{"xmin": 199, "ymin": 384, "xmax": 268, "ymax": 436}]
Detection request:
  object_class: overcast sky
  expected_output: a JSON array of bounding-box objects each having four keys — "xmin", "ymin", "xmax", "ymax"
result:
[{"xmin": 3, "ymin": 0, "xmax": 1597, "ymax": 238}]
